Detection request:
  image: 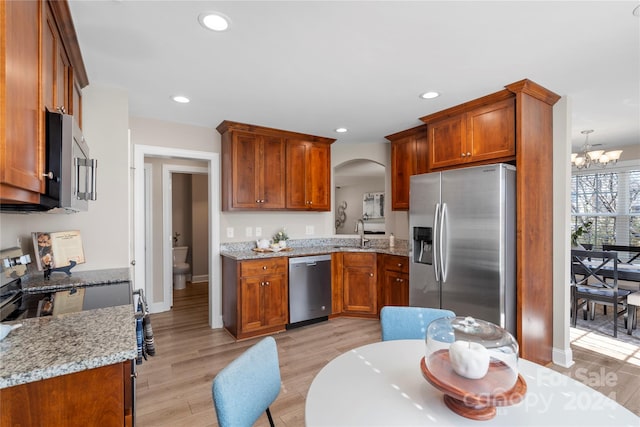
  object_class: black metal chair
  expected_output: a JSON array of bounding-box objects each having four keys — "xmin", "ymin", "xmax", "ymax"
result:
[{"xmin": 570, "ymin": 249, "xmax": 632, "ymax": 338}]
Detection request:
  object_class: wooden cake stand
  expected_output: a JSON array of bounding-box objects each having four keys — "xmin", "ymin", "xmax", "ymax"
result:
[{"xmin": 420, "ymin": 350, "xmax": 527, "ymax": 421}]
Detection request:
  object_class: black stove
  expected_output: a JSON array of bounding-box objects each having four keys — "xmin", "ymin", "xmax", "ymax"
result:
[{"xmin": 0, "ymin": 247, "xmax": 31, "ymax": 322}]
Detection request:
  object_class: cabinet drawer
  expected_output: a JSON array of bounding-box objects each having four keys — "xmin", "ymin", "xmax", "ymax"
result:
[
  {"xmin": 383, "ymin": 255, "xmax": 409, "ymax": 273},
  {"xmin": 240, "ymin": 258, "xmax": 288, "ymax": 277},
  {"xmin": 343, "ymin": 252, "xmax": 376, "ymax": 267}
]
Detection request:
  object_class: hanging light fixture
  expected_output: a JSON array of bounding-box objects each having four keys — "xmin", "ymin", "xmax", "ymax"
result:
[{"xmin": 571, "ymin": 130, "xmax": 623, "ymax": 169}]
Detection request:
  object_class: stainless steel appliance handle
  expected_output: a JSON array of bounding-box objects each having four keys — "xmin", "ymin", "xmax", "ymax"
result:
[
  {"xmin": 75, "ymin": 158, "xmax": 98, "ymax": 201},
  {"xmin": 440, "ymin": 202, "xmax": 448, "ymax": 283},
  {"xmin": 89, "ymin": 158, "xmax": 97, "ymax": 201},
  {"xmin": 433, "ymin": 203, "xmax": 441, "ymax": 281}
]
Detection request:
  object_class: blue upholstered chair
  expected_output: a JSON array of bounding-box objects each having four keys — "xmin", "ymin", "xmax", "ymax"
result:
[
  {"xmin": 212, "ymin": 336, "xmax": 281, "ymax": 427},
  {"xmin": 380, "ymin": 306, "xmax": 455, "ymax": 341}
]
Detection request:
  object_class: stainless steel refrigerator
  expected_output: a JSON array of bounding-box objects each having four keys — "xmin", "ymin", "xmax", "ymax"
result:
[{"xmin": 409, "ymin": 163, "xmax": 516, "ymax": 336}]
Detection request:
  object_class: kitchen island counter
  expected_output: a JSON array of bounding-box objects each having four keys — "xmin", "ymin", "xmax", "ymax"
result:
[{"xmin": 0, "ymin": 304, "xmax": 137, "ymax": 389}]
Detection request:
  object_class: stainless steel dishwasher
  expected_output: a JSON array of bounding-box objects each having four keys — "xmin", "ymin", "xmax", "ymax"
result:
[{"xmin": 288, "ymin": 254, "xmax": 332, "ymax": 328}]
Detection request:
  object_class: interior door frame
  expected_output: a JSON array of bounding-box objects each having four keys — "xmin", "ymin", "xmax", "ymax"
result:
[{"xmin": 134, "ymin": 144, "xmax": 221, "ymax": 328}]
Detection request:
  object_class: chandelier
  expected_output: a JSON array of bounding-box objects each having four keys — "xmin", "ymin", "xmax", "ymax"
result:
[{"xmin": 571, "ymin": 130, "xmax": 623, "ymax": 169}]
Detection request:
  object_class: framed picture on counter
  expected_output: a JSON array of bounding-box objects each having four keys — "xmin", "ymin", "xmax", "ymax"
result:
[{"xmin": 31, "ymin": 230, "xmax": 86, "ymax": 271}]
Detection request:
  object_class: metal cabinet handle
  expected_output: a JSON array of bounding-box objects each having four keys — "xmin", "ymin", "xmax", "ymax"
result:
[
  {"xmin": 43, "ymin": 171, "xmax": 54, "ymax": 179},
  {"xmin": 466, "ymin": 152, "xmax": 471, "ymax": 157},
  {"xmin": 370, "ymin": 273, "xmax": 374, "ymax": 277},
  {"xmin": 262, "ymin": 265, "xmax": 267, "ymax": 270},
  {"xmin": 397, "ymin": 263, "xmax": 402, "ymax": 268},
  {"xmin": 461, "ymin": 153, "xmax": 466, "ymax": 157}
]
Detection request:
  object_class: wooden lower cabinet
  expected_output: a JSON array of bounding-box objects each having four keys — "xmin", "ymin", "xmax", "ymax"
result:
[
  {"xmin": 222, "ymin": 256, "xmax": 289, "ymax": 340},
  {"xmin": 341, "ymin": 253, "xmax": 377, "ymax": 316},
  {"xmin": 379, "ymin": 254, "xmax": 409, "ymax": 310},
  {"xmin": 0, "ymin": 361, "xmax": 133, "ymax": 427}
]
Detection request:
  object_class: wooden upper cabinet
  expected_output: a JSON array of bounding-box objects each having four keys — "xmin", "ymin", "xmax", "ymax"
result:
[
  {"xmin": 286, "ymin": 140, "xmax": 332, "ymax": 211},
  {"xmin": 1, "ymin": 0, "xmax": 88, "ymax": 205},
  {"xmin": 43, "ymin": 1, "xmax": 72, "ymax": 115},
  {"xmin": 386, "ymin": 125, "xmax": 428, "ymax": 210},
  {"xmin": 1, "ymin": 0, "xmax": 43, "ymax": 202},
  {"xmin": 423, "ymin": 96, "xmax": 516, "ymax": 170},
  {"xmin": 218, "ymin": 120, "xmax": 335, "ymax": 212},
  {"xmin": 228, "ymin": 130, "xmax": 286, "ymax": 210}
]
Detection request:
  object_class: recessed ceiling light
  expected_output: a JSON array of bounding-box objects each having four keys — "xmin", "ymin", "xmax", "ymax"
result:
[
  {"xmin": 420, "ymin": 91, "xmax": 440, "ymax": 99},
  {"xmin": 335, "ymin": 128, "xmax": 348, "ymax": 133},
  {"xmin": 172, "ymin": 95, "xmax": 190, "ymax": 104},
  {"xmin": 199, "ymin": 12, "xmax": 231, "ymax": 31}
]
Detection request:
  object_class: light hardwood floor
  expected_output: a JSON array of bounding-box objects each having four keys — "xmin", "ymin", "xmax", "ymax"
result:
[{"xmin": 135, "ymin": 282, "xmax": 640, "ymax": 426}]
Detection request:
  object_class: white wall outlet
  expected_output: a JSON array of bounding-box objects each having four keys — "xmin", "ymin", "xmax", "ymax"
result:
[
  {"xmin": 306, "ymin": 225, "xmax": 314, "ymax": 235},
  {"xmin": 245, "ymin": 227, "xmax": 253, "ymax": 237},
  {"xmin": 226, "ymin": 227, "xmax": 234, "ymax": 238},
  {"xmin": 255, "ymin": 227, "xmax": 262, "ymax": 237}
]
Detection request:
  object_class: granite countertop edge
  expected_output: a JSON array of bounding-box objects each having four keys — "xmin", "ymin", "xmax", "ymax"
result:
[{"xmin": 220, "ymin": 243, "xmax": 409, "ymax": 261}]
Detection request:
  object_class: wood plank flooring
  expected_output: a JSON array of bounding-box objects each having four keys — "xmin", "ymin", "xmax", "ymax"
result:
[{"xmin": 135, "ymin": 282, "xmax": 640, "ymax": 426}]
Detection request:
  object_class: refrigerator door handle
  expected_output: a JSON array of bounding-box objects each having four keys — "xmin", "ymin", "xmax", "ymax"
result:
[
  {"xmin": 440, "ymin": 202, "xmax": 448, "ymax": 283},
  {"xmin": 433, "ymin": 203, "xmax": 441, "ymax": 281}
]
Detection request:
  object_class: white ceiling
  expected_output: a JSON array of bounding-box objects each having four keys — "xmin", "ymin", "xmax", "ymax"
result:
[{"xmin": 68, "ymin": 1, "xmax": 639, "ymax": 152}]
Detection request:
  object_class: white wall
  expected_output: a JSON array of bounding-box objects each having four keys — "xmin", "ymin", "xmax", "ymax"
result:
[
  {"xmin": 335, "ymin": 180, "xmax": 385, "ymax": 234},
  {"xmin": 0, "ymin": 86, "xmax": 130, "ymax": 272}
]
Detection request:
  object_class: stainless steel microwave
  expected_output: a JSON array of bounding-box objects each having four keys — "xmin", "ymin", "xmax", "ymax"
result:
[{"xmin": 1, "ymin": 110, "xmax": 97, "ymax": 212}]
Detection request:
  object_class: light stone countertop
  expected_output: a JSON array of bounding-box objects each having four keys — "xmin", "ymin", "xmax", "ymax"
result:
[
  {"xmin": 220, "ymin": 237, "xmax": 409, "ymax": 261},
  {"xmin": 0, "ymin": 304, "xmax": 137, "ymax": 389},
  {"xmin": 20, "ymin": 267, "xmax": 131, "ymax": 294}
]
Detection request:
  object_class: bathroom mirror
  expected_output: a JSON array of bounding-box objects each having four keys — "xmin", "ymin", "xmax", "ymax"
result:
[{"xmin": 334, "ymin": 159, "xmax": 385, "ymax": 235}]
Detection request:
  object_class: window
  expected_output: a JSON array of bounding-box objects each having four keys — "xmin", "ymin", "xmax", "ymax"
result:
[{"xmin": 571, "ymin": 169, "xmax": 640, "ymax": 248}]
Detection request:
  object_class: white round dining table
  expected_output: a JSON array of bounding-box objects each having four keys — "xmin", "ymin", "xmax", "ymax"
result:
[{"xmin": 305, "ymin": 340, "xmax": 638, "ymax": 426}]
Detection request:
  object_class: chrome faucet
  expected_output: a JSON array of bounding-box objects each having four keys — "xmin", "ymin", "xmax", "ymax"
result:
[{"xmin": 355, "ymin": 219, "xmax": 370, "ymax": 248}]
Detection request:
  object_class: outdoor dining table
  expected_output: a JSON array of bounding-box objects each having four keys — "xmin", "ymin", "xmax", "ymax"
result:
[{"xmin": 305, "ymin": 340, "xmax": 639, "ymax": 426}]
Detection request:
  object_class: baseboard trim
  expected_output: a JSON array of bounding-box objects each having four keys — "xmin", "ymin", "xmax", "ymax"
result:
[
  {"xmin": 191, "ymin": 274, "xmax": 208, "ymax": 283},
  {"xmin": 552, "ymin": 346, "xmax": 574, "ymax": 368}
]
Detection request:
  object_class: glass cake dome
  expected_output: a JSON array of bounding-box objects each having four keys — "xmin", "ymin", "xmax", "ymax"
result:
[{"xmin": 425, "ymin": 316, "xmax": 519, "ymax": 395}]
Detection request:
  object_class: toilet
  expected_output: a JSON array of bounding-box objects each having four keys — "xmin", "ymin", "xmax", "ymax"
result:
[{"xmin": 172, "ymin": 246, "xmax": 190, "ymax": 290}]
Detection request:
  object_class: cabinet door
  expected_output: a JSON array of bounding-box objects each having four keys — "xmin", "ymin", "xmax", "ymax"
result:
[
  {"xmin": 240, "ymin": 276, "xmax": 263, "ymax": 332},
  {"xmin": 43, "ymin": 2, "xmax": 71, "ymax": 115},
  {"xmin": 285, "ymin": 140, "xmax": 307, "ymax": 209},
  {"xmin": 260, "ymin": 135, "xmax": 286, "ymax": 208},
  {"xmin": 305, "ymin": 142, "xmax": 331, "ymax": 210},
  {"xmin": 466, "ymin": 98, "xmax": 515, "ymax": 162},
  {"xmin": 343, "ymin": 253, "xmax": 377, "ymax": 314},
  {"xmin": 383, "ymin": 270, "xmax": 409, "ymax": 307},
  {"xmin": 427, "ymin": 115, "xmax": 467, "ymax": 170},
  {"xmin": 390, "ymin": 137, "xmax": 416, "ymax": 210},
  {"xmin": 231, "ymin": 132, "xmax": 261, "ymax": 208},
  {"xmin": 286, "ymin": 140, "xmax": 331, "ymax": 211},
  {"xmin": 1, "ymin": 0, "xmax": 43, "ymax": 201},
  {"xmin": 262, "ymin": 273, "xmax": 288, "ymax": 327}
]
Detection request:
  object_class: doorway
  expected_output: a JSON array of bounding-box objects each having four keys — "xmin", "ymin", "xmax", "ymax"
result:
[
  {"xmin": 134, "ymin": 145, "xmax": 221, "ymax": 328},
  {"xmin": 163, "ymin": 165, "xmax": 208, "ymax": 310}
]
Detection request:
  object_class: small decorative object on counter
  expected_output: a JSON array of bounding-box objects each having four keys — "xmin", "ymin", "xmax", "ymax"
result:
[
  {"xmin": 256, "ymin": 239, "xmax": 270, "ymax": 249},
  {"xmin": 422, "ymin": 316, "xmax": 525, "ymax": 421},
  {"xmin": 389, "ymin": 233, "xmax": 395, "ymax": 248},
  {"xmin": 272, "ymin": 227, "xmax": 289, "ymax": 248}
]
